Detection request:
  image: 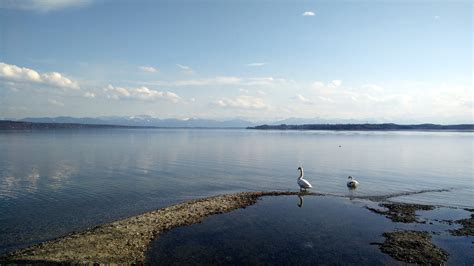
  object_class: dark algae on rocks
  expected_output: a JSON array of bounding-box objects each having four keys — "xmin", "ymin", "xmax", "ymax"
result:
[
  {"xmin": 450, "ymin": 213, "xmax": 474, "ymax": 236},
  {"xmin": 366, "ymin": 202, "xmax": 434, "ymax": 223},
  {"xmin": 380, "ymin": 231, "xmax": 448, "ymax": 264}
]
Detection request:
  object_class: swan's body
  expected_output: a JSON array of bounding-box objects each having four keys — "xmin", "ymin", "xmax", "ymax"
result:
[
  {"xmin": 297, "ymin": 167, "xmax": 312, "ymax": 190},
  {"xmin": 347, "ymin": 176, "xmax": 359, "ymax": 188}
]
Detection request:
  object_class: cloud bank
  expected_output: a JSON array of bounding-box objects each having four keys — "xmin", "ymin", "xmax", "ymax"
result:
[
  {"xmin": 0, "ymin": 62, "xmax": 79, "ymax": 90},
  {"xmin": 215, "ymin": 95, "xmax": 269, "ymax": 110},
  {"xmin": 104, "ymin": 84, "xmax": 181, "ymax": 103},
  {"xmin": 0, "ymin": 0, "xmax": 92, "ymax": 12}
]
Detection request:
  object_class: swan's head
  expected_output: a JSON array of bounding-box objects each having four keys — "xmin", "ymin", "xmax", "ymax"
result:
[
  {"xmin": 298, "ymin": 166, "xmax": 303, "ymax": 171},
  {"xmin": 348, "ymin": 176, "xmax": 353, "ymax": 180}
]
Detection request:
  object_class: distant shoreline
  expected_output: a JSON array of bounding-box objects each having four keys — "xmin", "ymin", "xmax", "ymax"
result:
[
  {"xmin": 1, "ymin": 120, "xmax": 473, "ymax": 131},
  {"xmin": 0, "ymin": 120, "xmax": 243, "ymax": 130},
  {"xmin": 247, "ymin": 123, "xmax": 474, "ymax": 131}
]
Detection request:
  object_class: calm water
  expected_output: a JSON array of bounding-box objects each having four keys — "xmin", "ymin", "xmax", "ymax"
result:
[
  {"xmin": 0, "ymin": 129, "xmax": 473, "ymax": 254},
  {"xmin": 147, "ymin": 195, "xmax": 474, "ymax": 265}
]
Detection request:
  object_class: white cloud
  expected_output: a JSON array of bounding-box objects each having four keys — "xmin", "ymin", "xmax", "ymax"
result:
[
  {"xmin": 176, "ymin": 64, "xmax": 191, "ymax": 71},
  {"xmin": 131, "ymin": 76, "xmax": 289, "ymax": 88},
  {"xmin": 0, "ymin": 62, "xmax": 79, "ymax": 90},
  {"xmin": 176, "ymin": 64, "xmax": 195, "ymax": 74},
  {"xmin": 311, "ymin": 80, "xmax": 342, "ymax": 91},
  {"xmin": 104, "ymin": 84, "xmax": 181, "ymax": 103},
  {"xmin": 311, "ymin": 81, "xmax": 326, "ymax": 90},
  {"xmin": 0, "ymin": 0, "xmax": 92, "ymax": 12},
  {"xmin": 139, "ymin": 66, "xmax": 158, "ymax": 73},
  {"xmin": 302, "ymin": 11, "xmax": 315, "ymax": 16},
  {"xmin": 170, "ymin": 76, "xmax": 241, "ymax": 86},
  {"xmin": 328, "ymin": 80, "xmax": 342, "ymax": 88},
  {"xmin": 295, "ymin": 94, "xmax": 312, "ymax": 104},
  {"xmin": 215, "ymin": 95, "xmax": 269, "ymax": 110},
  {"xmin": 246, "ymin": 62, "xmax": 267, "ymax": 67},
  {"xmin": 318, "ymin": 96, "xmax": 335, "ymax": 103},
  {"xmin": 83, "ymin": 92, "xmax": 96, "ymax": 98},
  {"xmin": 48, "ymin": 99, "xmax": 64, "ymax": 107},
  {"xmin": 43, "ymin": 72, "xmax": 79, "ymax": 89},
  {"xmin": 361, "ymin": 84, "xmax": 384, "ymax": 92},
  {"xmin": 245, "ymin": 77, "xmax": 289, "ymax": 86}
]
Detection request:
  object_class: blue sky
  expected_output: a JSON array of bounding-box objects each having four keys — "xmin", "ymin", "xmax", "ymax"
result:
[{"xmin": 0, "ymin": 0, "xmax": 472, "ymax": 123}]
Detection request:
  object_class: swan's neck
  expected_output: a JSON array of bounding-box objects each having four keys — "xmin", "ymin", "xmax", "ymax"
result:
[{"xmin": 298, "ymin": 169, "xmax": 304, "ymax": 179}]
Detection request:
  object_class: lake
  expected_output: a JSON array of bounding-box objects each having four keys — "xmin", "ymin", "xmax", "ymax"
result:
[
  {"xmin": 146, "ymin": 195, "xmax": 474, "ymax": 265},
  {"xmin": 0, "ymin": 129, "xmax": 473, "ymax": 254}
]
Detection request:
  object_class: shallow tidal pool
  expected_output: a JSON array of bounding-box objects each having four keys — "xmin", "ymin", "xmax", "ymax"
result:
[{"xmin": 146, "ymin": 195, "xmax": 474, "ymax": 265}]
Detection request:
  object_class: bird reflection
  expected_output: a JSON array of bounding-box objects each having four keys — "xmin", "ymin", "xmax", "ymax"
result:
[
  {"xmin": 347, "ymin": 186, "xmax": 356, "ymax": 200},
  {"xmin": 297, "ymin": 195, "xmax": 304, "ymax": 208}
]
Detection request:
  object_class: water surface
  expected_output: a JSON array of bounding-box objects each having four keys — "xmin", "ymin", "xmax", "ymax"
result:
[
  {"xmin": 147, "ymin": 195, "xmax": 474, "ymax": 265},
  {"xmin": 0, "ymin": 129, "xmax": 472, "ymax": 254}
]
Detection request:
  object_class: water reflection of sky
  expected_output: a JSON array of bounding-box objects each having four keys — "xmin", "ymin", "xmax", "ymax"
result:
[
  {"xmin": 0, "ymin": 129, "xmax": 472, "ymax": 254},
  {"xmin": 147, "ymin": 195, "xmax": 474, "ymax": 265}
]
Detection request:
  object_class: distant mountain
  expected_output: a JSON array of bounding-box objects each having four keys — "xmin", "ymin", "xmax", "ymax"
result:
[
  {"xmin": 248, "ymin": 123, "xmax": 474, "ymax": 131},
  {"xmin": 20, "ymin": 116, "xmax": 257, "ymax": 128}
]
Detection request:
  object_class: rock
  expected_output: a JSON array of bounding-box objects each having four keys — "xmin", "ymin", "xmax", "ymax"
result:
[
  {"xmin": 366, "ymin": 202, "xmax": 435, "ymax": 223},
  {"xmin": 450, "ymin": 214, "xmax": 474, "ymax": 236},
  {"xmin": 380, "ymin": 231, "xmax": 448, "ymax": 264}
]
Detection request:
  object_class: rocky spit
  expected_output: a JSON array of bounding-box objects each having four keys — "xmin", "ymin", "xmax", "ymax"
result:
[{"xmin": 0, "ymin": 191, "xmax": 308, "ymax": 264}]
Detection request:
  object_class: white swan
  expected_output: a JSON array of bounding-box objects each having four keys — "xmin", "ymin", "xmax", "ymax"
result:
[
  {"xmin": 347, "ymin": 176, "xmax": 359, "ymax": 188},
  {"xmin": 297, "ymin": 166, "xmax": 312, "ymax": 190}
]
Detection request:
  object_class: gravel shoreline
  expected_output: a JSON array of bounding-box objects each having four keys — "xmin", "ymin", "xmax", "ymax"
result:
[{"xmin": 0, "ymin": 191, "xmax": 312, "ymax": 264}]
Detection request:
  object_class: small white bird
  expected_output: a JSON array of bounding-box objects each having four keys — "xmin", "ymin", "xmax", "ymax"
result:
[
  {"xmin": 297, "ymin": 166, "xmax": 312, "ymax": 191},
  {"xmin": 347, "ymin": 176, "xmax": 359, "ymax": 188}
]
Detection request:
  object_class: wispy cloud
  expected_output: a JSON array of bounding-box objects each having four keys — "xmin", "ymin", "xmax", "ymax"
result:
[
  {"xmin": 215, "ymin": 95, "xmax": 269, "ymax": 110},
  {"xmin": 104, "ymin": 84, "xmax": 181, "ymax": 103},
  {"xmin": 0, "ymin": 0, "xmax": 93, "ymax": 12},
  {"xmin": 165, "ymin": 76, "xmax": 241, "ymax": 87},
  {"xmin": 176, "ymin": 64, "xmax": 191, "ymax": 70},
  {"xmin": 329, "ymin": 80, "xmax": 342, "ymax": 88},
  {"xmin": 0, "ymin": 62, "xmax": 79, "ymax": 90},
  {"xmin": 48, "ymin": 99, "xmax": 64, "ymax": 107},
  {"xmin": 246, "ymin": 62, "xmax": 267, "ymax": 67},
  {"xmin": 176, "ymin": 64, "xmax": 195, "ymax": 74},
  {"xmin": 138, "ymin": 66, "xmax": 158, "ymax": 73},
  {"xmin": 302, "ymin": 11, "xmax": 315, "ymax": 16},
  {"xmin": 127, "ymin": 76, "xmax": 289, "ymax": 87},
  {"xmin": 83, "ymin": 91, "xmax": 96, "ymax": 98},
  {"xmin": 295, "ymin": 94, "xmax": 313, "ymax": 104},
  {"xmin": 311, "ymin": 80, "xmax": 342, "ymax": 90}
]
